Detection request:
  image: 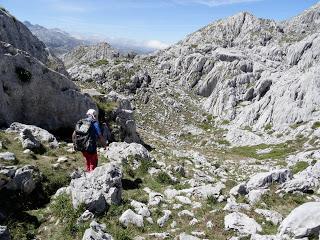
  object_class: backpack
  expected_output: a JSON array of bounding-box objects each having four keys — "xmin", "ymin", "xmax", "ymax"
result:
[
  {"xmin": 72, "ymin": 119, "xmax": 97, "ymax": 153},
  {"xmin": 101, "ymin": 122, "xmax": 112, "ymax": 143}
]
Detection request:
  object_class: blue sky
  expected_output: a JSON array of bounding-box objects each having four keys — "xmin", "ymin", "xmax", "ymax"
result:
[{"xmin": 0, "ymin": 0, "xmax": 319, "ymax": 49}]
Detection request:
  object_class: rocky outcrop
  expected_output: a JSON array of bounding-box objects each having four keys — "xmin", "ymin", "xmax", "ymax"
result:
[
  {"xmin": 0, "ymin": 9, "xmax": 47, "ymax": 63},
  {"xmin": 103, "ymin": 92, "xmax": 143, "ymax": 143},
  {"xmin": 279, "ymin": 202, "xmax": 320, "ymax": 238},
  {"xmin": 119, "ymin": 209, "xmax": 144, "ymax": 228},
  {"xmin": 63, "ymin": 42, "xmax": 119, "ymax": 68},
  {"xmin": 145, "ymin": 3, "xmax": 320, "ymax": 140},
  {"xmin": 225, "ymin": 212, "xmax": 262, "ymax": 235},
  {"xmin": 82, "ymin": 221, "xmax": 113, "ymax": 240},
  {"xmin": 69, "ymin": 163, "xmax": 122, "ymax": 214},
  {"xmin": 0, "ymin": 165, "xmax": 41, "ymax": 194},
  {"xmin": 106, "ymin": 142, "xmax": 150, "ymax": 164},
  {"xmin": 8, "ymin": 123, "xmax": 59, "ymax": 148},
  {"xmin": 0, "ymin": 42, "xmax": 96, "ymax": 130},
  {"xmin": 0, "ymin": 9, "xmax": 67, "ymax": 74}
]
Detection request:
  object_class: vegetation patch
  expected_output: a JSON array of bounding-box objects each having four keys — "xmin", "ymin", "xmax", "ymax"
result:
[
  {"xmin": 291, "ymin": 161, "xmax": 309, "ymax": 174},
  {"xmin": 89, "ymin": 59, "xmax": 109, "ymax": 68},
  {"xmin": 312, "ymin": 121, "xmax": 320, "ymax": 130},
  {"xmin": 15, "ymin": 67, "xmax": 32, "ymax": 83}
]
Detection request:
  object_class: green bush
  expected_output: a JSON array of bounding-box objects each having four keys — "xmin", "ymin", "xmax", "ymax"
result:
[{"xmin": 15, "ymin": 67, "xmax": 32, "ymax": 83}]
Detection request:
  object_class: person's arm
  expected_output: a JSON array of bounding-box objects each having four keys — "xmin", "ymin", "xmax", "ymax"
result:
[{"xmin": 93, "ymin": 122, "xmax": 107, "ymax": 148}]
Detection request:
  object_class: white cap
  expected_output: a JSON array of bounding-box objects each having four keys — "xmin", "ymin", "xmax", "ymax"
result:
[{"xmin": 86, "ymin": 109, "xmax": 97, "ymax": 119}]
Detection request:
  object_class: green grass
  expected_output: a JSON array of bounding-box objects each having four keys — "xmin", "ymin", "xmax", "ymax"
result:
[
  {"xmin": 228, "ymin": 137, "xmax": 307, "ymax": 160},
  {"xmin": 89, "ymin": 59, "xmax": 109, "ymax": 68},
  {"xmin": 312, "ymin": 122, "xmax": 320, "ymax": 130},
  {"xmin": 221, "ymin": 120, "xmax": 230, "ymax": 125},
  {"xmin": 156, "ymin": 171, "xmax": 175, "ymax": 185},
  {"xmin": 291, "ymin": 161, "xmax": 309, "ymax": 174},
  {"xmin": 264, "ymin": 124, "xmax": 273, "ymax": 131}
]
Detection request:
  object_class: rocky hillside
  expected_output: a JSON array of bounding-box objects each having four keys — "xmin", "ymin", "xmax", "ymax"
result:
[
  {"xmin": 0, "ymin": 8, "xmax": 96, "ymax": 130},
  {"xmin": 146, "ymin": 5, "xmax": 320, "ymax": 146},
  {"xmin": 1, "ymin": 3, "xmax": 320, "ymax": 240},
  {"xmin": 24, "ymin": 21, "xmax": 89, "ymax": 56}
]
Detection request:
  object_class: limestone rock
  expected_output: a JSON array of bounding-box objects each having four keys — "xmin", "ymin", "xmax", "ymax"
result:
[
  {"xmin": 279, "ymin": 202, "xmax": 320, "ymax": 238},
  {"xmin": 254, "ymin": 209, "xmax": 283, "ymax": 225},
  {"xmin": 225, "ymin": 212, "xmax": 262, "ymax": 235},
  {"xmin": 246, "ymin": 169, "xmax": 292, "ymax": 191},
  {"xmin": 106, "ymin": 142, "xmax": 150, "ymax": 164},
  {"xmin": 19, "ymin": 128, "xmax": 41, "ymax": 150},
  {"xmin": 82, "ymin": 221, "xmax": 113, "ymax": 240},
  {"xmin": 9, "ymin": 123, "xmax": 59, "ymax": 148},
  {"xmin": 130, "ymin": 200, "xmax": 150, "ymax": 218},
  {"xmin": 0, "ymin": 152, "xmax": 15, "ymax": 162},
  {"xmin": 1, "ymin": 165, "xmax": 40, "ymax": 194},
  {"xmin": 178, "ymin": 233, "xmax": 200, "ymax": 240},
  {"xmin": 157, "ymin": 210, "xmax": 171, "ymax": 227},
  {"xmin": 69, "ymin": 163, "xmax": 122, "ymax": 214},
  {"xmin": 0, "ymin": 42, "xmax": 96, "ymax": 131},
  {"xmin": 119, "ymin": 209, "xmax": 144, "ymax": 228}
]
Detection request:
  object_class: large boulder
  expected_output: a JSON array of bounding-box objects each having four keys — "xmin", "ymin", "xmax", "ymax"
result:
[
  {"xmin": 0, "ymin": 165, "xmax": 40, "ymax": 194},
  {"xmin": 8, "ymin": 123, "xmax": 59, "ymax": 148},
  {"xmin": 225, "ymin": 212, "xmax": 262, "ymax": 235},
  {"xmin": 246, "ymin": 169, "xmax": 292, "ymax": 191},
  {"xmin": 69, "ymin": 163, "xmax": 122, "ymax": 214},
  {"xmin": 106, "ymin": 142, "xmax": 150, "ymax": 164},
  {"xmin": 278, "ymin": 202, "xmax": 320, "ymax": 238},
  {"xmin": 119, "ymin": 209, "xmax": 144, "ymax": 228},
  {"xmin": 0, "ymin": 42, "xmax": 96, "ymax": 130}
]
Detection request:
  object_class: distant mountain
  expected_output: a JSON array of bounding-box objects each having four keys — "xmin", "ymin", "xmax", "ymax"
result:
[
  {"xmin": 24, "ymin": 21, "xmax": 90, "ymax": 56},
  {"xmin": 24, "ymin": 21, "xmax": 160, "ymax": 55}
]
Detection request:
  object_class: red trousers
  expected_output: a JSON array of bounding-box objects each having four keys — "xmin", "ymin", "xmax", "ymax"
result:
[{"xmin": 82, "ymin": 152, "xmax": 98, "ymax": 172}]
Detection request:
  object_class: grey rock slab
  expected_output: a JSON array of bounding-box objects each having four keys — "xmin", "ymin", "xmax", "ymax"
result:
[
  {"xmin": 0, "ymin": 39, "xmax": 95, "ymax": 131},
  {"xmin": 3, "ymin": 165, "xmax": 40, "ymax": 194},
  {"xmin": 0, "ymin": 152, "xmax": 15, "ymax": 161},
  {"xmin": 247, "ymin": 189, "xmax": 269, "ymax": 205},
  {"xmin": 157, "ymin": 210, "xmax": 171, "ymax": 227},
  {"xmin": 119, "ymin": 209, "xmax": 144, "ymax": 228},
  {"xmin": 178, "ymin": 233, "xmax": 200, "ymax": 240},
  {"xmin": 70, "ymin": 163, "xmax": 122, "ymax": 214},
  {"xmin": 9, "ymin": 123, "xmax": 59, "ymax": 148},
  {"xmin": 279, "ymin": 202, "xmax": 320, "ymax": 238},
  {"xmin": 246, "ymin": 169, "xmax": 292, "ymax": 191},
  {"xmin": 19, "ymin": 128, "xmax": 41, "ymax": 150},
  {"xmin": 225, "ymin": 212, "xmax": 262, "ymax": 235},
  {"xmin": 130, "ymin": 200, "xmax": 150, "ymax": 218},
  {"xmin": 106, "ymin": 142, "xmax": 150, "ymax": 164},
  {"xmin": 254, "ymin": 209, "xmax": 283, "ymax": 225}
]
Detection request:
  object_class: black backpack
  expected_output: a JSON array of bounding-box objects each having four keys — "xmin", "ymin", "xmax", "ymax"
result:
[{"xmin": 72, "ymin": 119, "xmax": 97, "ymax": 153}]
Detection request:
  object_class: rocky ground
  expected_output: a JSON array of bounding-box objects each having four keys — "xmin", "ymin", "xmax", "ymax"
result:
[{"xmin": 1, "ymin": 3, "xmax": 320, "ymax": 240}]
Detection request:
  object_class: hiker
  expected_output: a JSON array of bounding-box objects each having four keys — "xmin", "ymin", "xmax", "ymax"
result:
[{"xmin": 73, "ymin": 109, "xmax": 107, "ymax": 172}]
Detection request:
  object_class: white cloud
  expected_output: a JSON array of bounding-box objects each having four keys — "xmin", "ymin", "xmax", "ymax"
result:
[
  {"xmin": 144, "ymin": 40, "xmax": 170, "ymax": 50},
  {"xmin": 173, "ymin": 0, "xmax": 260, "ymax": 7}
]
